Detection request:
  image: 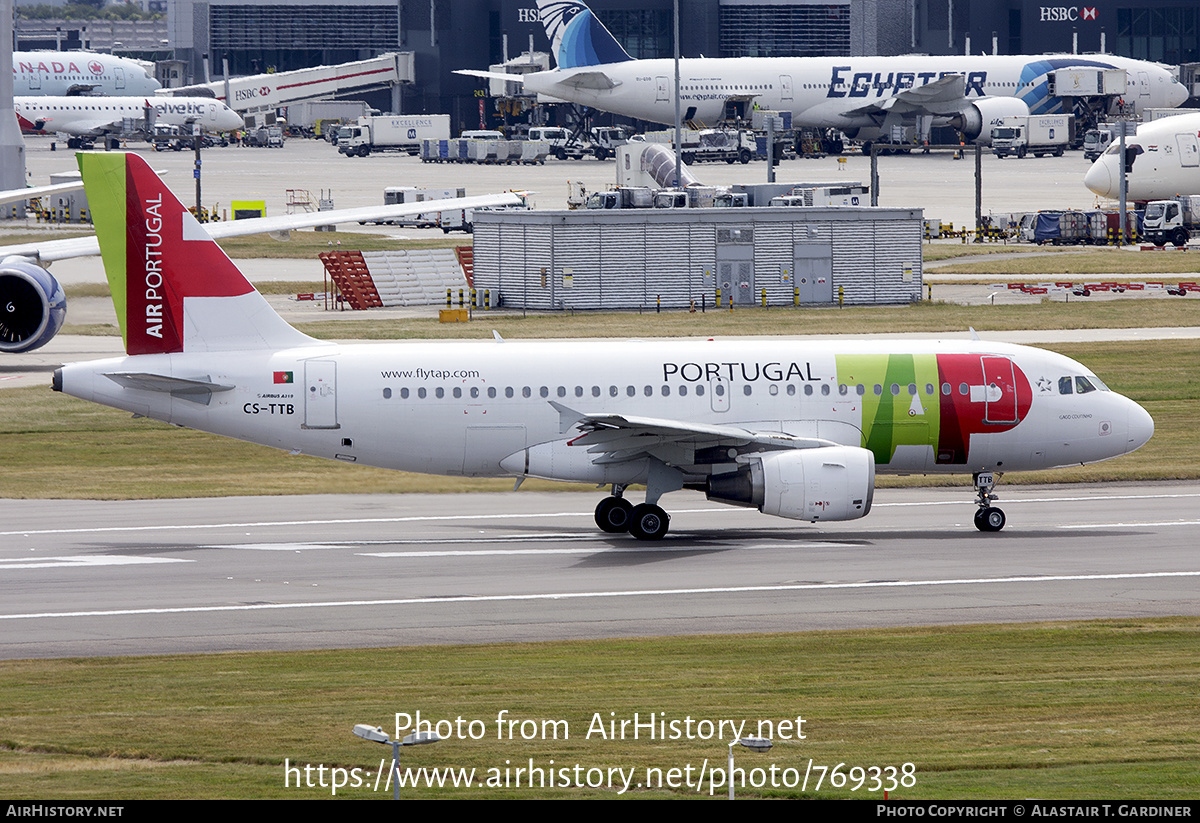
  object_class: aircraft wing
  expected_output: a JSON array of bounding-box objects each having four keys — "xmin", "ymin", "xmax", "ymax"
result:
[
  {"xmin": 455, "ymin": 69, "xmax": 525, "ymax": 85},
  {"xmin": 455, "ymin": 67, "xmax": 618, "ymax": 91},
  {"xmin": 0, "ymin": 191, "xmax": 523, "ymax": 264},
  {"xmin": 551, "ymin": 402, "xmax": 836, "ymax": 466},
  {"xmin": 0, "ymin": 180, "xmax": 84, "ymax": 209},
  {"xmin": 844, "ymin": 74, "xmax": 968, "ymax": 118},
  {"xmin": 53, "ymin": 119, "xmax": 124, "ymax": 138}
]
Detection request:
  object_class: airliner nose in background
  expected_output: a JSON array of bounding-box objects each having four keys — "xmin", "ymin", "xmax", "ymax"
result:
[{"xmin": 1084, "ymin": 113, "xmax": 1200, "ymax": 202}]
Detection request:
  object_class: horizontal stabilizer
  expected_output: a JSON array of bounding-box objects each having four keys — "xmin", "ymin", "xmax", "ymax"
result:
[{"xmin": 104, "ymin": 372, "xmax": 234, "ymax": 405}]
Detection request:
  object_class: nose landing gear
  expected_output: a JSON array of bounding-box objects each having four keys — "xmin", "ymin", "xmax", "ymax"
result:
[{"xmin": 973, "ymin": 471, "xmax": 1006, "ymax": 532}]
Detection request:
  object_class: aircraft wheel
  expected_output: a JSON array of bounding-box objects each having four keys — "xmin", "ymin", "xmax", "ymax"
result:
[
  {"xmin": 628, "ymin": 504, "xmax": 670, "ymax": 541},
  {"xmin": 595, "ymin": 497, "xmax": 633, "ymax": 533},
  {"xmin": 974, "ymin": 507, "xmax": 1006, "ymax": 532}
]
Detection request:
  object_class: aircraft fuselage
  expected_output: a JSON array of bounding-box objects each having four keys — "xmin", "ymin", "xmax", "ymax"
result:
[{"xmin": 58, "ymin": 338, "xmax": 1153, "ymax": 487}]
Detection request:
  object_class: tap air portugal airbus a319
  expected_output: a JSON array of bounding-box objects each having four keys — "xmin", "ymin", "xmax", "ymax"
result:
[
  {"xmin": 458, "ymin": 0, "xmax": 1187, "ymax": 144},
  {"xmin": 53, "ymin": 153, "xmax": 1154, "ymax": 538}
]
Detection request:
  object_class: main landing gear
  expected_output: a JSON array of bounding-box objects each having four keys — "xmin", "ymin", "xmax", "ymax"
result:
[
  {"xmin": 593, "ymin": 484, "xmax": 672, "ymax": 541},
  {"xmin": 972, "ymin": 471, "xmax": 1006, "ymax": 532}
]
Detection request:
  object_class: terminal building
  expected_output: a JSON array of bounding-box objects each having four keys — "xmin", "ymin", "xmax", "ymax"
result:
[{"xmin": 16, "ymin": 0, "xmax": 1200, "ymax": 123}]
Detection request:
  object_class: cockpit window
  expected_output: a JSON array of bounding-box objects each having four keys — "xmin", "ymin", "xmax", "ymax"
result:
[
  {"xmin": 1075, "ymin": 376, "xmax": 1097, "ymax": 394},
  {"xmin": 1058, "ymin": 376, "xmax": 1074, "ymax": 394}
]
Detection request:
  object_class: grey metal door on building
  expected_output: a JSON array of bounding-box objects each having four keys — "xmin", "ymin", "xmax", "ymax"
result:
[
  {"xmin": 716, "ymin": 244, "xmax": 755, "ymax": 305},
  {"xmin": 793, "ymin": 243, "xmax": 833, "ymax": 303}
]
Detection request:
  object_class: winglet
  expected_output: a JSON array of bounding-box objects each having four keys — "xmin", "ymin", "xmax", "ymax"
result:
[{"xmin": 78, "ymin": 151, "xmax": 317, "ymax": 355}]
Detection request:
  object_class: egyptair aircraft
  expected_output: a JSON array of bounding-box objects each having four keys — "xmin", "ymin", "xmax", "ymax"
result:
[
  {"xmin": 1083, "ymin": 112, "xmax": 1200, "ymax": 202},
  {"xmin": 14, "ymin": 95, "xmax": 244, "ymax": 146},
  {"xmin": 458, "ymin": 0, "xmax": 1187, "ymax": 145},
  {"xmin": 0, "ymin": 180, "xmax": 521, "ymax": 354},
  {"xmin": 51, "ymin": 151, "xmax": 1154, "ymax": 537},
  {"xmin": 12, "ymin": 52, "xmax": 160, "ymax": 97}
]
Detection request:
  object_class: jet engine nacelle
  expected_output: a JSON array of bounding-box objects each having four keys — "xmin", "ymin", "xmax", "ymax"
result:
[
  {"xmin": 952, "ymin": 97, "xmax": 1031, "ymax": 144},
  {"xmin": 705, "ymin": 446, "xmax": 875, "ymax": 522},
  {"xmin": 0, "ymin": 257, "xmax": 67, "ymax": 353}
]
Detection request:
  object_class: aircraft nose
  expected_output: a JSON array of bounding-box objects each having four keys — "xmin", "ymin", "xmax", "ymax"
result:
[
  {"xmin": 1169, "ymin": 80, "xmax": 1189, "ymax": 108},
  {"xmin": 1084, "ymin": 157, "xmax": 1114, "ymax": 198},
  {"xmin": 1125, "ymin": 399, "xmax": 1154, "ymax": 454}
]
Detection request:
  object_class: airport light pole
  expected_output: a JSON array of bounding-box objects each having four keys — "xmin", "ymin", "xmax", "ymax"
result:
[
  {"xmin": 352, "ymin": 723, "xmax": 440, "ymax": 800},
  {"xmin": 728, "ymin": 736, "xmax": 772, "ymax": 799},
  {"xmin": 673, "ymin": 0, "xmax": 681, "ymax": 189}
]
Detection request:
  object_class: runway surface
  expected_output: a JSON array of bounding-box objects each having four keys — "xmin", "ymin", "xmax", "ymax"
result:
[{"xmin": 2, "ymin": 483, "xmax": 1197, "ymax": 659}]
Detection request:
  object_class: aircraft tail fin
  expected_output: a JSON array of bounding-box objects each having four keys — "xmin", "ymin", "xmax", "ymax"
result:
[
  {"xmin": 79, "ymin": 151, "xmax": 317, "ymax": 356},
  {"xmin": 536, "ymin": 0, "xmax": 633, "ymax": 69}
]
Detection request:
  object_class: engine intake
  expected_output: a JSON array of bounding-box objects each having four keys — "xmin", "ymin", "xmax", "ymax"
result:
[
  {"xmin": 0, "ymin": 257, "xmax": 67, "ymax": 353},
  {"xmin": 951, "ymin": 97, "xmax": 1031, "ymax": 144},
  {"xmin": 705, "ymin": 446, "xmax": 875, "ymax": 522}
]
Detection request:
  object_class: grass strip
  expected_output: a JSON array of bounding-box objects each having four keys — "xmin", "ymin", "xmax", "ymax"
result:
[{"xmin": 0, "ymin": 619, "xmax": 1196, "ymax": 799}]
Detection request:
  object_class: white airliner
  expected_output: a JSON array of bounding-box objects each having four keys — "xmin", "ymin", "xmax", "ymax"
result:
[
  {"xmin": 12, "ymin": 52, "xmax": 160, "ymax": 97},
  {"xmin": 0, "ymin": 182, "xmax": 521, "ymax": 354},
  {"xmin": 15, "ymin": 95, "xmax": 244, "ymax": 146},
  {"xmin": 48, "ymin": 151, "xmax": 1154, "ymax": 537},
  {"xmin": 459, "ymin": 0, "xmax": 1187, "ymax": 145},
  {"xmin": 1083, "ymin": 113, "xmax": 1200, "ymax": 202}
]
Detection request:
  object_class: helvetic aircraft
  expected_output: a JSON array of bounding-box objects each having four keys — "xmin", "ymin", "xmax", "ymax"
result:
[
  {"xmin": 1084, "ymin": 112, "xmax": 1200, "ymax": 202},
  {"xmin": 0, "ymin": 181, "xmax": 521, "ymax": 355},
  {"xmin": 14, "ymin": 95, "xmax": 244, "ymax": 146},
  {"xmin": 12, "ymin": 52, "xmax": 160, "ymax": 97},
  {"xmin": 458, "ymin": 0, "xmax": 1187, "ymax": 144},
  {"xmin": 51, "ymin": 152, "xmax": 1154, "ymax": 537}
]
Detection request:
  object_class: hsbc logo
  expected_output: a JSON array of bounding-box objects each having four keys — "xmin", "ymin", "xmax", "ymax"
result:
[
  {"xmin": 517, "ymin": 8, "xmax": 541, "ymax": 23},
  {"xmin": 1040, "ymin": 6, "xmax": 1098, "ymax": 21}
]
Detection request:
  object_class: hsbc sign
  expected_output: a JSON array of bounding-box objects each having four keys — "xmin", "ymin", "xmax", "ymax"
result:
[{"xmin": 1040, "ymin": 6, "xmax": 1098, "ymax": 21}]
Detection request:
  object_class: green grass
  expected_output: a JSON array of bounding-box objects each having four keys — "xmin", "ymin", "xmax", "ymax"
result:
[
  {"xmin": 215, "ymin": 230, "xmax": 465, "ymax": 258},
  {"xmin": 291, "ymin": 300, "xmax": 1200, "ymax": 340},
  {"xmin": 934, "ymin": 249, "xmax": 1200, "ymax": 275},
  {"xmin": 2, "ymin": 339, "xmax": 1195, "ymax": 499},
  {"xmin": 0, "ymin": 619, "xmax": 1196, "ymax": 798}
]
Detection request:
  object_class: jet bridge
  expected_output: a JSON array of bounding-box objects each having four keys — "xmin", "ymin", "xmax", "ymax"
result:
[{"xmin": 157, "ymin": 53, "xmax": 414, "ymax": 115}]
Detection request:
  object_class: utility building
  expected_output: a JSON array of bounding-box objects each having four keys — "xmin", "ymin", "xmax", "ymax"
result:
[{"xmin": 472, "ymin": 207, "xmax": 923, "ymax": 311}]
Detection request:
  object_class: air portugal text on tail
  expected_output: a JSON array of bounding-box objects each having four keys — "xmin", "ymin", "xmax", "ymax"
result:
[{"xmin": 55, "ymin": 153, "xmax": 1155, "ymax": 541}]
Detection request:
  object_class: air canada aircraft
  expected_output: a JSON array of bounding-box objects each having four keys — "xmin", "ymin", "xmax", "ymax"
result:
[
  {"xmin": 12, "ymin": 52, "xmax": 160, "ymax": 97},
  {"xmin": 51, "ymin": 152, "xmax": 1154, "ymax": 537},
  {"xmin": 15, "ymin": 95, "xmax": 244, "ymax": 146},
  {"xmin": 1083, "ymin": 112, "xmax": 1200, "ymax": 202},
  {"xmin": 458, "ymin": 0, "xmax": 1187, "ymax": 144}
]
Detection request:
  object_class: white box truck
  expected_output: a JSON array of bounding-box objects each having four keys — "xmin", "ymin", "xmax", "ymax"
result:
[
  {"xmin": 991, "ymin": 115, "xmax": 1073, "ymax": 158},
  {"xmin": 338, "ymin": 114, "xmax": 451, "ymax": 157}
]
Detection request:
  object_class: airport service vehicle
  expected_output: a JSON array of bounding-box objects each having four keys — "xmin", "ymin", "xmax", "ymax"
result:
[
  {"xmin": 458, "ymin": 0, "xmax": 1186, "ymax": 144},
  {"xmin": 529, "ymin": 126, "xmax": 588, "ymax": 160},
  {"xmin": 1085, "ymin": 113, "xmax": 1200, "ymax": 202},
  {"xmin": 769, "ymin": 185, "xmax": 870, "ymax": 207},
  {"xmin": 14, "ymin": 95, "xmax": 243, "ymax": 148},
  {"xmin": 338, "ymin": 114, "xmax": 451, "ymax": 157},
  {"xmin": 49, "ymin": 152, "xmax": 1154, "ymax": 538},
  {"xmin": 590, "ymin": 126, "xmax": 629, "ymax": 159},
  {"xmin": 12, "ymin": 52, "xmax": 159, "ymax": 96},
  {"xmin": 1142, "ymin": 195, "xmax": 1200, "ymax": 247},
  {"xmin": 0, "ymin": 173, "xmax": 520, "ymax": 355},
  {"xmin": 1082, "ymin": 127, "xmax": 1114, "ymax": 161},
  {"xmin": 991, "ymin": 115, "xmax": 1073, "ymax": 158}
]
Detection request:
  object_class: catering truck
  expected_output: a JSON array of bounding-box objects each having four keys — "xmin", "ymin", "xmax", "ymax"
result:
[
  {"xmin": 338, "ymin": 114, "xmax": 451, "ymax": 157},
  {"xmin": 991, "ymin": 115, "xmax": 1074, "ymax": 158}
]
